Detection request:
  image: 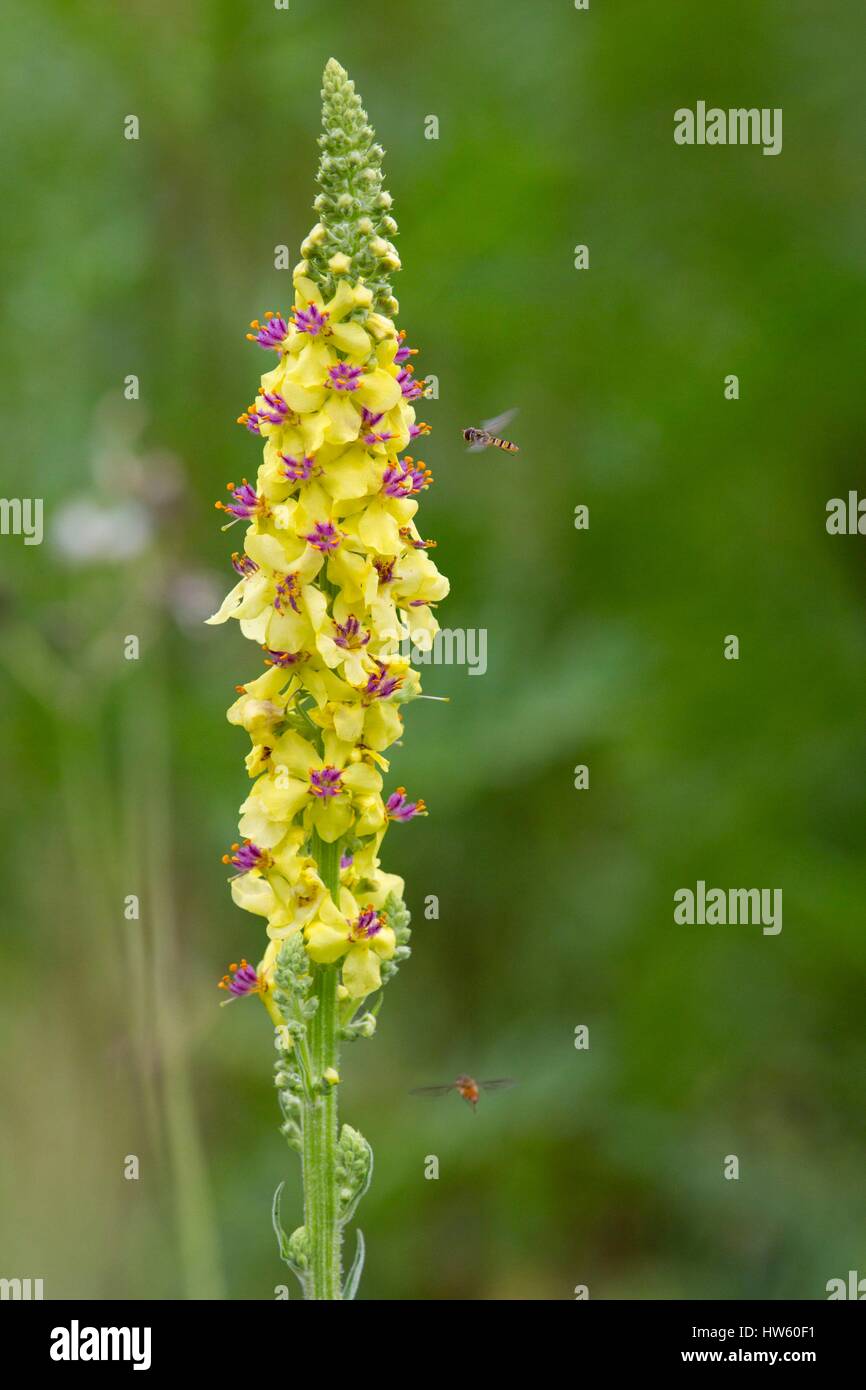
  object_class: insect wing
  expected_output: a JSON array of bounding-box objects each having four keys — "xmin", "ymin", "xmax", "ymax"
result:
[
  {"xmin": 409, "ymin": 1083, "xmax": 458, "ymax": 1097},
  {"xmin": 480, "ymin": 407, "xmax": 519, "ymax": 435},
  {"xmin": 478, "ymin": 1078, "xmax": 517, "ymax": 1093}
]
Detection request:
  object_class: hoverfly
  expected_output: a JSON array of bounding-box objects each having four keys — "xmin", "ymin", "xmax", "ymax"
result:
[
  {"xmin": 409, "ymin": 1074, "xmax": 517, "ymax": 1111},
  {"xmin": 463, "ymin": 408, "xmax": 520, "ymax": 454}
]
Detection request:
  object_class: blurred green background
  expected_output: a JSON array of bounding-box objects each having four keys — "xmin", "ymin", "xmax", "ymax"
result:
[{"xmin": 1, "ymin": 0, "xmax": 865, "ymax": 1301}]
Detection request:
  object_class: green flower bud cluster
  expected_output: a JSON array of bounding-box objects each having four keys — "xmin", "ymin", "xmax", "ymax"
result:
[
  {"xmin": 287, "ymin": 1226, "xmax": 310, "ymax": 1271},
  {"xmin": 335, "ymin": 1124, "xmax": 373, "ymax": 1226},
  {"xmin": 302, "ymin": 58, "xmax": 400, "ymax": 318},
  {"xmin": 275, "ymin": 1071, "xmax": 303, "ymax": 1152},
  {"xmin": 274, "ymin": 934, "xmax": 316, "ymax": 1011},
  {"xmin": 271, "ymin": 937, "xmax": 324, "ymax": 1122},
  {"xmin": 274, "ymin": 938, "xmax": 318, "ymax": 1039},
  {"xmin": 379, "ymin": 891, "xmax": 412, "ymax": 985}
]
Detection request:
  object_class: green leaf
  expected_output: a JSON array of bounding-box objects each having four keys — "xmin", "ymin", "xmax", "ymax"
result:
[
  {"xmin": 271, "ymin": 1181, "xmax": 292, "ymax": 1264},
  {"xmin": 342, "ymin": 1229, "xmax": 366, "ymax": 1301}
]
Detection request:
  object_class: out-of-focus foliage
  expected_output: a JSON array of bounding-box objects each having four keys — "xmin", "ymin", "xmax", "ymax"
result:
[{"xmin": 1, "ymin": 0, "xmax": 865, "ymax": 1300}]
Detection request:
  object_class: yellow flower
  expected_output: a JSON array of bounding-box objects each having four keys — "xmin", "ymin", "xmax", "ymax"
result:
[
  {"xmin": 223, "ymin": 827, "xmax": 309, "ymax": 916},
  {"xmin": 309, "ymin": 690, "xmax": 405, "ymax": 751},
  {"xmin": 305, "ymin": 888, "xmax": 396, "ymax": 998},
  {"xmin": 288, "ymin": 277, "xmax": 373, "ymax": 358},
  {"xmin": 226, "ymin": 665, "xmax": 293, "ymax": 742},
  {"xmin": 265, "ymin": 866, "xmax": 328, "ymax": 942},
  {"xmin": 239, "ymin": 729, "xmax": 382, "ymax": 846}
]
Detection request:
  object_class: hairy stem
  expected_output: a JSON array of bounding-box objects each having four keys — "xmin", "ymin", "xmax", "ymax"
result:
[{"xmin": 303, "ymin": 833, "xmax": 342, "ymax": 1299}]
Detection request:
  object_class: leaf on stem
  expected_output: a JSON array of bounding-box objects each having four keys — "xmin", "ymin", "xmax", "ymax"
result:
[{"xmin": 342, "ymin": 1229, "xmax": 366, "ymax": 1301}]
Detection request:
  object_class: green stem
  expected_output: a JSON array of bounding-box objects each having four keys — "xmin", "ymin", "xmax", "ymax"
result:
[{"xmin": 303, "ymin": 833, "xmax": 342, "ymax": 1299}]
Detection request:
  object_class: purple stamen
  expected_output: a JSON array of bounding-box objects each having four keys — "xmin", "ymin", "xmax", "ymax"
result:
[
  {"xmin": 273, "ymin": 574, "xmax": 301, "ymax": 614},
  {"xmin": 397, "ymin": 367, "xmax": 423, "ymax": 401},
  {"xmin": 293, "ymin": 303, "xmax": 329, "ymax": 336},
  {"xmin": 373, "ymin": 557, "xmax": 396, "ymax": 584},
  {"xmin": 328, "ymin": 363, "xmax": 363, "ymax": 392},
  {"xmin": 219, "ymin": 959, "xmax": 262, "ymax": 998},
  {"xmin": 381, "ymin": 458, "xmax": 432, "ymax": 498},
  {"xmin": 386, "ymin": 787, "xmax": 427, "ymax": 822},
  {"xmin": 304, "ymin": 522, "xmax": 343, "ymax": 553},
  {"xmin": 333, "ymin": 615, "xmax": 370, "ymax": 650},
  {"xmin": 263, "ymin": 648, "xmax": 307, "ymax": 668},
  {"xmin": 223, "ymin": 841, "xmax": 269, "ymax": 875},
  {"xmin": 309, "ymin": 766, "xmax": 344, "ymax": 799},
  {"xmin": 260, "ymin": 391, "xmax": 291, "ymax": 424},
  {"xmin": 361, "ymin": 406, "xmax": 392, "ymax": 446},
  {"xmin": 281, "ymin": 453, "xmax": 318, "ymax": 484},
  {"xmin": 238, "ymin": 390, "xmax": 291, "ymax": 433},
  {"xmin": 362, "ymin": 661, "xmax": 403, "ymax": 704},
  {"xmin": 232, "ymin": 552, "xmax": 259, "ymax": 576},
  {"xmin": 247, "ymin": 314, "xmax": 289, "ymax": 351},
  {"xmin": 399, "ymin": 526, "xmax": 437, "ymax": 550},
  {"xmin": 218, "ymin": 481, "xmax": 265, "ymax": 520},
  {"xmin": 350, "ymin": 906, "xmax": 384, "ymax": 941}
]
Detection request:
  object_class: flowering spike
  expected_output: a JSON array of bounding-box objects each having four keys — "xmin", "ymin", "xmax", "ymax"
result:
[{"xmin": 212, "ymin": 58, "xmax": 450, "ymax": 1302}]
